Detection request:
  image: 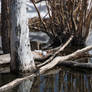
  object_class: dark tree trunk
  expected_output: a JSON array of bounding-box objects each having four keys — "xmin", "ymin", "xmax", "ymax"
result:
[{"xmin": 1, "ymin": 0, "xmax": 10, "ymax": 54}]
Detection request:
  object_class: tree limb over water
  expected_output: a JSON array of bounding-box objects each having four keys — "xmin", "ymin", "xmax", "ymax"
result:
[{"xmin": 1, "ymin": 36, "xmax": 92, "ymax": 91}]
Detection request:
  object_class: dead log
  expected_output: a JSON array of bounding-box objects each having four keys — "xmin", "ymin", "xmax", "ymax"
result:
[
  {"xmin": 0, "ymin": 45, "xmax": 92, "ymax": 91},
  {"xmin": 0, "ymin": 68, "xmax": 62, "ymax": 92},
  {"xmin": 0, "ymin": 73, "xmax": 36, "ymax": 92},
  {"xmin": 37, "ymin": 35, "xmax": 73, "ymax": 67},
  {"xmin": 39, "ymin": 45, "xmax": 92, "ymax": 73},
  {"xmin": 0, "ymin": 36, "xmax": 73, "ymax": 66},
  {"xmin": 0, "ymin": 54, "xmax": 10, "ymax": 65},
  {"xmin": 0, "ymin": 50, "xmax": 52, "ymax": 66},
  {"xmin": 59, "ymin": 61, "xmax": 92, "ymax": 70}
]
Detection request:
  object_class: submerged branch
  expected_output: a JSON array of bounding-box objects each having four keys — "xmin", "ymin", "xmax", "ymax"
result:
[
  {"xmin": 0, "ymin": 45, "xmax": 92, "ymax": 91},
  {"xmin": 0, "ymin": 73, "xmax": 36, "ymax": 92},
  {"xmin": 0, "ymin": 50, "xmax": 51, "ymax": 65}
]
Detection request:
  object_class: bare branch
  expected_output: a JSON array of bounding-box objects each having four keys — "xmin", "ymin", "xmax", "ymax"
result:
[
  {"xmin": 31, "ymin": 0, "xmax": 48, "ymax": 31},
  {"xmin": 37, "ymin": 35, "xmax": 73, "ymax": 67},
  {"xmin": 0, "ymin": 73, "xmax": 36, "ymax": 92},
  {"xmin": 0, "ymin": 45, "xmax": 92, "ymax": 91},
  {"xmin": 40, "ymin": 45, "xmax": 92, "ymax": 73}
]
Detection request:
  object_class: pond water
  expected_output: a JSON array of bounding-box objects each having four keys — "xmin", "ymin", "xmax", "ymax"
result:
[
  {"xmin": 0, "ymin": 1, "xmax": 92, "ymax": 91},
  {"xmin": 0, "ymin": 67, "xmax": 92, "ymax": 92},
  {"xmin": 0, "ymin": 29, "xmax": 92, "ymax": 92}
]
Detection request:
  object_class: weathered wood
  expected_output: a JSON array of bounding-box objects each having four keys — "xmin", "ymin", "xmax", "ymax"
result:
[
  {"xmin": 59, "ymin": 61, "xmax": 92, "ymax": 70},
  {"xmin": 0, "ymin": 45, "xmax": 92, "ymax": 91},
  {"xmin": 0, "ymin": 68, "xmax": 61, "ymax": 92},
  {"xmin": 39, "ymin": 45, "xmax": 92, "ymax": 73},
  {"xmin": 17, "ymin": 78, "xmax": 34, "ymax": 92},
  {"xmin": 0, "ymin": 54, "xmax": 10, "ymax": 65},
  {"xmin": 0, "ymin": 50, "xmax": 51, "ymax": 65},
  {"xmin": 0, "ymin": 73, "xmax": 36, "ymax": 92},
  {"xmin": 0, "ymin": 61, "xmax": 92, "ymax": 92},
  {"xmin": 37, "ymin": 35, "xmax": 73, "ymax": 67},
  {"xmin": 10, "ymin": 0, "xmax": 36, "ymax": 72},
  {"xmin": 0, "ymin": 51, "xmax": 91, "ymax": 66}
]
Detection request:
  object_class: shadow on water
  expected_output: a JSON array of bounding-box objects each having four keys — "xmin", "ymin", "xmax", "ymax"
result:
[
  {"xmin": 31, "ymin": 69, "xmax": 92, "ymax": 92},
  {"xmin": 0, "ymin": 67, "xmax": 92, "ymax": 92},
  {"xmin": 0, "ymin": 26, "xmax": 92, "ymax": 92}
]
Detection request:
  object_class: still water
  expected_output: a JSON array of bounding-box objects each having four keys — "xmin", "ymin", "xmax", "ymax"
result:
[
  {"xmin": 0, "ymin": 30, "xmax": 92, "ymax": 92},
  {"xmin": 0, "ymin": 67, "xmax": 92, "ymax": 92}
]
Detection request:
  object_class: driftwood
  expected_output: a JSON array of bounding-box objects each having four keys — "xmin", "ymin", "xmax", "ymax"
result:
[
  {"xmin": 0, "ymin": 0, "xmax": 92, "ymax": 91},
  {"xmin": 0, "ymin": 50, "xmax": 52, "ymax": 66},
  {"xmin": 0, "ymin": 73, "xmax": 36, "ymax": 92},
  {"xmin": 0, "ymin": 35, "xmax": 73, "ymax": 66},
  {"xmin": 59, "ymin": 61, "xmax": 92, "ymax": 70},
  {"xmin": 0, "ymin": 68, "xmax": 62, "ymax": 92},
  {"xmin": 37, "ymin": 35, "xmax": 73, "ymax": 67},
  {"xmin": 0, "ymin": 45, "xmax": 92, "ymax": 91},
  {"xmin": 0, "ymin": 54, "xmax": 10, "ymax": 65},
  {"xmin": 40, "ymin": 45, "xmax": 92, "ymax": 73}
]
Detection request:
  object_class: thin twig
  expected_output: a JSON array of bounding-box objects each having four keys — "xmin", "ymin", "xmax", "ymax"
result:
[
  {"xmin": 37, "ymin": 35, "xmax": 73, "ymax": 67},
  {"xmin": 1, "ymin": 45, "xmax": 92, "ymax": 91},
  {"xmin": 31, "ymin": 0, "xmax": 48, "ymax": 31},
  {"xmin": 40, "ymin": 45, "xmax": 92, "ymax": 74}
]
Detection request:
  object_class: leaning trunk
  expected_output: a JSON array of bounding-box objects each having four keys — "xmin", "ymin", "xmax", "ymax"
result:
[{"xmin": 10, "ymin": 0, "xmax": 36, "ymax": 73}]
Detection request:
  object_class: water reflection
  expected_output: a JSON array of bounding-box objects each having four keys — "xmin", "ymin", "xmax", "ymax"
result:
[
  {"xmin": 0, "ymin": 72, "xmax": 34, "ymax": 92},
  {"xmin": 31, "ymin": 69, "xmax": 92, "ymax": 92},
  {"xmin": 17, "ymin": 78, "xmax": 34, "ymax": 92},
  {"xmin": 0, "ymin": 72, "xmax": 16, "ymax": 87},
  {"xmin": 0, "ymin": 69, "xmax": 92, "ymax": 92}
]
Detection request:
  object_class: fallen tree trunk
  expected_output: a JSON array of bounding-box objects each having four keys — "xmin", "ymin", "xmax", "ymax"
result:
[
  {"xmin": 0, "ymin": 50, "xmax": 52, "ymax": 65},
  {"xmin": 59, "ymin": 61, "xmax": 92, "ymax": 70},
  {"xmin": 0, "ymin": 73, "xmax": 36, "ymax": 92},
  {"xmin": 40, "ymin": 45, "xmax": 92, "ymax": 73},
  {"xmin": 0, "ymin": 54, "xmax": 10, "ymax": 65},
  {"xmin": 0, "ymin": 45, "xmax": 92, "ymax": 91},
  {"xmin": 38, "ymin": 35, "xmax": 73, "ymax": 67}
]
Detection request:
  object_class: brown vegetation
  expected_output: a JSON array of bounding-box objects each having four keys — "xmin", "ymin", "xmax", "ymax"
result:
[
  {"xmin": 29, "ymin": 0, "xmax": 92, "ymax": 46},
  {"xmin": 0, "ymin": 0, "xmax": 92, "ymax": 91}
]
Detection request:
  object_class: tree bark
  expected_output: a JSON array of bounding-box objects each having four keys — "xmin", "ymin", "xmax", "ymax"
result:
[
  {"xmin": 40, "ymin": 45, "xmax": 92, "ymax": 74},
  {"xmin": 10, "ymin": 0, "xmax": 36, "ymax": 73},
  {"xmin": 0, "ymin": 45, "xmax": 92, "ymax": 91},
  {"xmin": 1, "ymin": 0, "xmax": 10, "ymax": 54}
]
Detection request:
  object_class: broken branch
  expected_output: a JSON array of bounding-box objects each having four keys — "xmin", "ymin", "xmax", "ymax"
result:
[{"xmin": 37, "ymin": 35, "xmax": 73, "ymax": 67}]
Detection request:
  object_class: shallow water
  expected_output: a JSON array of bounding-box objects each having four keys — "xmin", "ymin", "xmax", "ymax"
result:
[
  {"xmin": 0, "ymin": 1, "xmax": 92, "ymax": 91},
  {"xmin": 0, "ymin": 28, "xmax": 92, "ymax": 92},
  {"xmin": 0, "ymin": 30, "xmax": 92, "ymax": 92},
  {"xmin": 0, "ymin": 68, "xmax": 92, "ymax": 92},
  {"xmin": 31, "ymin": 69, "xmax": 92, "ymax": 92}
]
